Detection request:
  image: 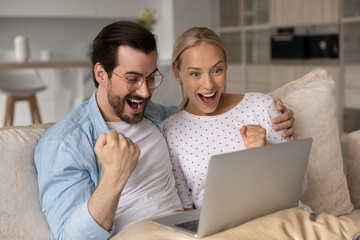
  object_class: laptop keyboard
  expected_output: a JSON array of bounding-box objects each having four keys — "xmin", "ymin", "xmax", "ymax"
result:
[{"xmin": 175, "ymin": 219, "xmax": 199, "ymax": 232}]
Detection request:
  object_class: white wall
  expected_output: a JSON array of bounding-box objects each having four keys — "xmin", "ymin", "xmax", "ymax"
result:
[
  {"xmin": 173, "ymin": 0, "xmax": 217, "ymax": 39},
  {"xmin": 152, "ymin": 0, "xmax": 217, "ymax": 107},
  {"xmin": 0, "ymin": 0, "xmax": 216, "ymax": 125},
  {"xmin": 0, "ymin": 18, "xmax": 119, "ymax": 60},
  {"xmin": 0, "ymin": 0, "xmax": 160, "ymax": 18}
]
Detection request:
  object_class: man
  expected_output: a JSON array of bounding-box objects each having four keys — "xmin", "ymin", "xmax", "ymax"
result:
[{"xmin": 35, "ymin": 21, "xmax": 295, "ymax": 240}]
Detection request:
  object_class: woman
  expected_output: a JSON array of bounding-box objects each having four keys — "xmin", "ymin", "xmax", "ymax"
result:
[{"xmin": 163, "ymin": 27, "xmax": 308, "ymax": 211}]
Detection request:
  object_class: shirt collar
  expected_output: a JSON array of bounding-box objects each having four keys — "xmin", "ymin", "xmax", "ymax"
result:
[{"xmin": 88, "ymin": 90, "xmax": 111, "ymax": 139}]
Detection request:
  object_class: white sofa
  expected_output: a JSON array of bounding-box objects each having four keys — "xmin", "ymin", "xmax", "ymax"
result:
[{"xmin": 1, "ymin": 68, "xmax": 360, "ymax": 239}]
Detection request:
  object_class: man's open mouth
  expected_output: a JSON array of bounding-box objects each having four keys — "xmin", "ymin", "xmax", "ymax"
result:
[{"xmin": 127, "ymin": 98, "xmax": 144, "ymax": 109}]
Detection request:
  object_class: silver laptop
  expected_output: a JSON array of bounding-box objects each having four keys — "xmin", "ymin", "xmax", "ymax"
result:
[{"xmin": 151, "ymin": 138, "xmax": 313, "ymax": 238}]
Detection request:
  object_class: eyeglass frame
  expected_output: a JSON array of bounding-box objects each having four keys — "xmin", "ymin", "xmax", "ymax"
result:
[{"xmin": 104, "ymin": 66, "xmax": 164, "ymax": 91}]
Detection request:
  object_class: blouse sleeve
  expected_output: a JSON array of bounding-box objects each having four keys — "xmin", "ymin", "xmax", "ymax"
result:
[
  {"xmin": 168, "ymin": 146, "xmax": 194, "ymax": 209},
  {"xmin": 264, "ymin": 99, "xmax": 290, "ymax": 144}
]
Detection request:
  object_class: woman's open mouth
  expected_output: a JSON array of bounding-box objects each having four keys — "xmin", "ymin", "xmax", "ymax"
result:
[{"xmin": 198, "ymin": 91, "xmax": 217, "ymax": 106}]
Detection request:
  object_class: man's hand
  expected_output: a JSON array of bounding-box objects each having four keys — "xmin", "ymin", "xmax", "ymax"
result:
[
  {"xmin": 94, "ymin": 130, "xmax": 140, "ymax": 190},
  {"xmin": 240, "ymin": 125, "xmax": 266, "ymax": 149},
  {"xmin": 89, "ymin": 130, "xmax": 140, "ymax": 231},
  {"xmin": 271, "ymin": 98, "xmax": 295, "ymax": 140}
]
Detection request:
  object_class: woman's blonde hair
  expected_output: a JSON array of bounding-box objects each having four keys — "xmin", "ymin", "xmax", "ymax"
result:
[{"xmin": 172, "ymin": 27, "xmax": 227, "ymax": 110}]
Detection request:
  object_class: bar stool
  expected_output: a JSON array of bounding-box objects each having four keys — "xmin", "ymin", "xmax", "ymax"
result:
[{"xmin": 0, "ymin": 50, "xmax": 47, "ymax": 126}]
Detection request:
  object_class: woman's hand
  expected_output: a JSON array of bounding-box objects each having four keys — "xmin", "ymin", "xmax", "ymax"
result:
[
  {"xmin": 271, "ymin": 98, "xmax": 295, "ymax": 140},
  {"xmin": 240, "ymin": 125, "xmax": 266, "ymax": 149}
]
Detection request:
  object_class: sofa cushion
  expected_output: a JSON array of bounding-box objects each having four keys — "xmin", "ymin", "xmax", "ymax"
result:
[
  {"xmin": 113, "ymin": 208, "xmax": 360, "ymax": 240},
  {"xmin": 0, "ymin": 123, "xmax": 53, "ymax": 239},
  {"xmin": 268, "ymin": 68, "xmax": 354, "ymax": 215},
  {"xmin": 347, "ymin": 130, "xmax": 360, "ymax": 209}
]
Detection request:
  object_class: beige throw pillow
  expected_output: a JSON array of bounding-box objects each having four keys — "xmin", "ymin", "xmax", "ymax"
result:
[{"xmin": 268, "ymin": 68, "xmax": 353, "ymax": 215}]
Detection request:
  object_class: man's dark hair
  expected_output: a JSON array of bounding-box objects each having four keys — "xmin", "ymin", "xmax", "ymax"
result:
[{"xmin": 91, "ymin": 21, "xmax": 157, "ymax": 88}]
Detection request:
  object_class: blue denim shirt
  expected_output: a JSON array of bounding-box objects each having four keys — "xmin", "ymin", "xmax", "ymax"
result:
[{"xmin": 34, "ymin": 91, "xmax": 177, "ymax": 240}]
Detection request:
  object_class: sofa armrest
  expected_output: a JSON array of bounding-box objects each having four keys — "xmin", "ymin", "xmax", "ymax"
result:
[
  {"xmin": 0, "ymin": 123, "xmax": 54, "ymax": 239},
  {"xmin": 347, "ymin": 130, "xmax": 360, "ymax": 209}
]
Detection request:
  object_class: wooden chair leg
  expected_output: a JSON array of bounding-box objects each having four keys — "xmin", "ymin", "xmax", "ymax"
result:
[
  {"xmin": 3, "ymin": 94, "xmax": 42, "ymax": 126},
  {"xmin": 3, "ymin": 95, "xmax": 15, "ymax": 127},
  {"xmin": 29, "ymin": 95, "xmax": 42, "ymax": 124}
]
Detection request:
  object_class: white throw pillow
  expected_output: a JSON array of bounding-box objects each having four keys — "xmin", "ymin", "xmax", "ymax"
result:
[{"xmin": 269, "ymin": 68, "xmax": 354, "ymax": 215}]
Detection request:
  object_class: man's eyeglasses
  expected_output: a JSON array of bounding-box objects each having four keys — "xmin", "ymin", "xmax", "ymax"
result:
[{"xmin": 105, "ymin": 67, "xmax": 163, "ymax": 91}]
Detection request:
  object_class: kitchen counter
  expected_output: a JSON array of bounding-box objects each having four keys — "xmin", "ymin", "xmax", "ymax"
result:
[{"xmin": 0, "ymin": 59, "xmax": 91, "ymax": 70}]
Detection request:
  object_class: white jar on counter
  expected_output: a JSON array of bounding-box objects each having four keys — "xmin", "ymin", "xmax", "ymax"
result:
[{"xmin": 14, "ymin": 35, "xmax": 30, "ymax": 62}]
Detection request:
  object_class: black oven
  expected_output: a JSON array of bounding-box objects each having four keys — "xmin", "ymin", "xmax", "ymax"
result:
[{"xmin": 271, "ymin": 29, "xmax": 338, "ymax": 59}]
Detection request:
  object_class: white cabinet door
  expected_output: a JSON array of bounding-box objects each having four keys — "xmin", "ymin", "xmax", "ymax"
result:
[{"xmin": 270, "ymin": 0, "xmax": 339, "ymax": 27}]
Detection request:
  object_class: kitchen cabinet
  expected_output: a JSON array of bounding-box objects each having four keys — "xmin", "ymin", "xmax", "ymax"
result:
[
  {"xmin": 218, "ymin": 0, "xmax": 360, "ymax": 134},
  {"xmin": 341, "ymin": 0, "xmax": 360, "ymax": 132},
  {"xmin": 219, "ymin": 0, "xmax": 341, "ymax": 94},
  {"xmin": 270, "ymin": 0, "xmax": 339, "ymax": 27},
  {"xmin": 226, "ymin": 64, "xmax": 339, "ymax": 94}
]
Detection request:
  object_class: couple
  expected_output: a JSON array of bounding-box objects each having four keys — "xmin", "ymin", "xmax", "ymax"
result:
[{"xmin": 35, "ymin": 21, "xmax": 296, "ymax": 239}]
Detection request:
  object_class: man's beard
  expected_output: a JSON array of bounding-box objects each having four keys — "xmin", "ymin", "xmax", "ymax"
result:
[{"xmin": 107, "ymin": 82, "xmax": 149, "ymax": 124}]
